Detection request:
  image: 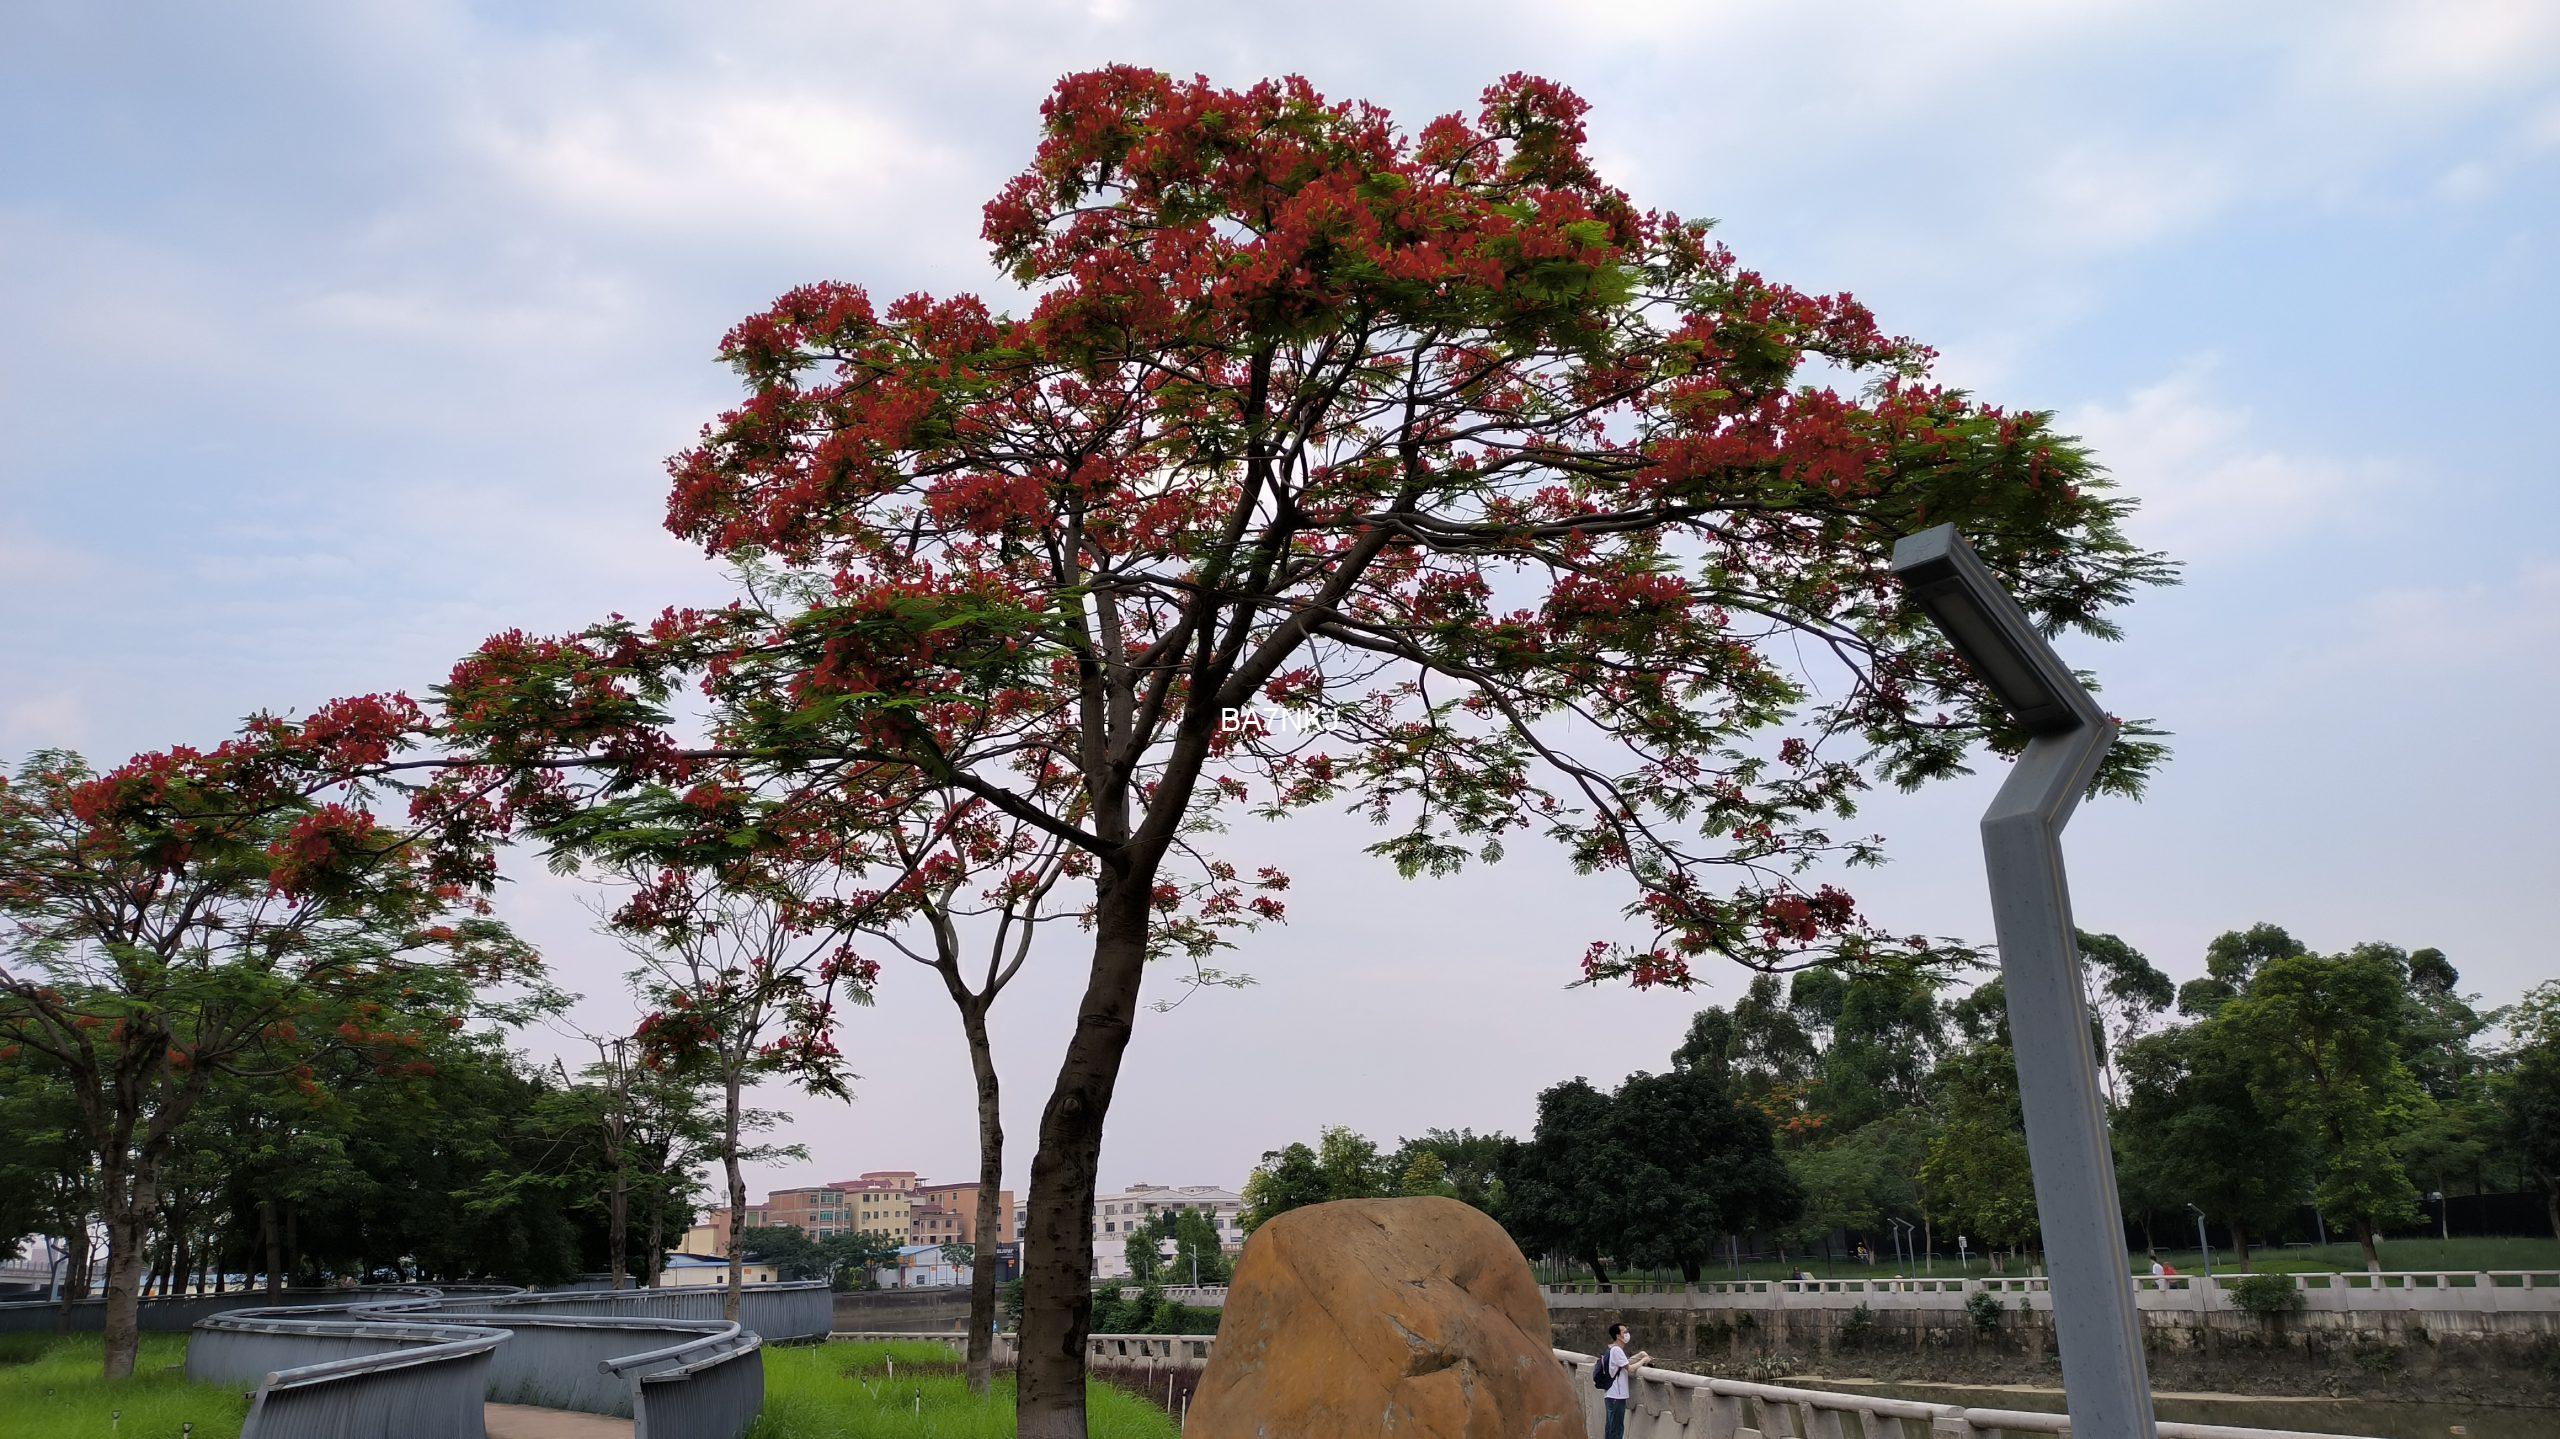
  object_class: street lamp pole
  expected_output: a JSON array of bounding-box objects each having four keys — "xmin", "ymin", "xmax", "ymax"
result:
[
  {"xmin": 1892, "ymin": 526, "xmax": 2157, "ymax": 1439},
  {"xmin": 2188, "ymin": 1205, "xmax": 2213, "ymax": 1279}
]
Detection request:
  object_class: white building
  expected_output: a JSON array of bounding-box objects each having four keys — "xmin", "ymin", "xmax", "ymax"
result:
[
  {"xmin": 874, "ymin": 1243, "xmax": 971, "ymax": 1290},
  {"xmin": 1090, "ymin": 1183, "xmax": 1246, "ymax": 1281},
  {"xmin": 658, "ymin": 1253, "xmax": 778, "ymax": 1287}
]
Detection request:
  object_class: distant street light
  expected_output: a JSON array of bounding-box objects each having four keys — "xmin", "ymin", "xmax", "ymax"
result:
[
  {"xmin": 1892, "ymin": 527, "xmax": 2157, "ymax": 1439},
  {"xmin": 2430, "ymin": 1191, "xmax": 2450, "ymax": 1244},
  {"xmin": 2187, "ymin": 1204, "xmax": 2213, "ymax": 1279}
]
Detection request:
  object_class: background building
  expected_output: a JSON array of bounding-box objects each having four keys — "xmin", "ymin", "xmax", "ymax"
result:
[
  {"xmin": 763, "ymin": 1185, "xmax": 854, "ymax": 1238},
  {"xmin": 833, "ymin": 1173, "xmax": 916, "ymax": 1239},
  {"xmin": 658, "ymin": 1253, "xmax": 778, "ymax": 1288},
  {"xmin": 914, "ymin": 1180, "xmax": 1017, "ymax": 1246},
  {"xmin": 679, "ymin": 1204, "xmax": 768, "ymax": 1256},
  {"xmin": 1091, "ymin": 1183, "xmax": 1245, "ymax": 1281},
  {"xmin": 873, "ymin": 1243, "xmax": 971, "ymax": 1290}
]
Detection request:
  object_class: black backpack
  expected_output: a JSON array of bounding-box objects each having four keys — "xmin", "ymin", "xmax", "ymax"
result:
[{"xmin": 1591, "ymin": 1350, "xmax": 1617, "ymax": 1391}]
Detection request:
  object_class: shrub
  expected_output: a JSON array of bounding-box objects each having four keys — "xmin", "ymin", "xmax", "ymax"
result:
[
  {"xmin": 2227, "ymin": 1273, "xmax": 2306, "ymax": 1318},
  {"xmin": 1840, "ymin": 1303, "xmax": 1876, "ymax": 1346},
  {"xmin": 1964, "ymin": 1289, "xmax": 2006, "ymax": 1334}
]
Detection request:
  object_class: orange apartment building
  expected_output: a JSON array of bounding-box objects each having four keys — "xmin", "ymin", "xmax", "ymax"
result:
[
  {"xmin": 743, "ymin": 1170, "xmax": 1016, "ymax": 1254},
  {"xmin": 912, "ymin": 1180, "xmax": 1016, "ymax": 1247}
]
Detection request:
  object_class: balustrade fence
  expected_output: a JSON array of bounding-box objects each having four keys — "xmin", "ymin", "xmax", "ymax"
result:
[
  {"xmin": 1551, "ymin": 1348, "xmax": 2383, "ymax": 1439},
  {"xmin": 832, "ymin": 1330, "xmax": 2385, "ymax": 1438},
  {"xmin": 173, "ymin": 1280, "xmax": 828, "ymax": 1439}
]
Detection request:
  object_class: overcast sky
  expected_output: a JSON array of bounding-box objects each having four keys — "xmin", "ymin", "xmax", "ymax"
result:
[{"xmin": 5, "ymin": 1, "xmax": 2556, "ymax": 1203}]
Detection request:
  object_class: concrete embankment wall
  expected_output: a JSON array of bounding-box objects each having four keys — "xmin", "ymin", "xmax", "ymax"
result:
[{"xmin": 830, "ymin": 1287, "xmax": 974, "ymax": 1333}]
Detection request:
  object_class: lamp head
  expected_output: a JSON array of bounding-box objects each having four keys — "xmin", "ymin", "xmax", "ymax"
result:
[{"xmin": 1889, "ymin": 525, "xmax": 2103, "ymax": 736}]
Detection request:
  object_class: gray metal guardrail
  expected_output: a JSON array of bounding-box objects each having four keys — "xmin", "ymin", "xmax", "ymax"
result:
[
  {"xmin": 0, "ymin": 1287, "xmax": 370, "ymax": 1335},
  {"xmin": 181, "ymin": 1280, "xmax": 822, "ymax": 1439}
]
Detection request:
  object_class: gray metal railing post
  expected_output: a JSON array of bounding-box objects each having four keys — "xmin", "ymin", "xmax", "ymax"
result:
[{"xmin": 1891, "ymin": 525, "xmax": 2157, "ymax": 1439}]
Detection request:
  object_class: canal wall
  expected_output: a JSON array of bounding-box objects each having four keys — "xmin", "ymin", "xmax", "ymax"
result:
[{"xmin": 829, "ymin": 1286, "xmax": 975, "ymax": 1333}]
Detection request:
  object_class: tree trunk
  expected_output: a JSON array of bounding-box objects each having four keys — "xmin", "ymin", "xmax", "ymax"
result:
[
  {"xmin": 96, "ymin": 1151, "xmax": 160, "ymax": 1381},
  {"xmin": 55, "ymin": 1223, "xmax": 90, "ymax": 1333},
  {"xmin": 1015, "ymin": 885, "xmax": 1157, "ymax": 1439},
  {"xmin": 260, "ymin": 1198, "xmax": 283, "ymax": 1297},
  {"xmin": 1585, "ymin": 1253, "xmax": 1611, "ymax": 1285},
  {"xmin": 2545, "ymin": 1183, "xmax": 2559, "ymax": 1243},
  {"xmin": 609, "ymin": 1164, "xmax": 630, "ymax": 1290},
  {"xmin": 961, "ymin": 1000, "xmax": 1004, "ymax": 1395},
  {"xmin": 646, "ymin": 1195, "xmax": 666, "ymax": 1289},
  {"xmin": 722, "ymin": 1071, "xmax": 746, "ymax": 1325},
  {"xmin": 2232, "ymin": 1222, "xmax": 2252, "ymax": 1273},
  {"xmin": 2356, "ymin": 1220, "xmax": 2381, "ymax": 1273}
]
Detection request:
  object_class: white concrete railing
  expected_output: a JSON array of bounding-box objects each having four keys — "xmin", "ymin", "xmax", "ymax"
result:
[
  {"xmin": 1554, "ymin": 1349, "xmax": 2383, "ymax": 1439},
  {"xmin": 828, "ymin": 1332, "xmax": 2385, "ymax": 1438},
  {"xmin": 828, "ymin": 1328, "xmax": 1213, "ymax": 1370},
  {"xmin": 1535, "ymin": 1270, "xmax": 2560, "ymax": 1315}
]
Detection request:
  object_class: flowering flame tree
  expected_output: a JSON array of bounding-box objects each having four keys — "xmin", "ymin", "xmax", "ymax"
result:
[
  {"xmin": 0, "ymin": 704, "xmax": 538, "ymax": 1380},
  {"xmin": 606, "ymin": 857, "xmax": 872, "ymax": 1323},
  {"xmin": 417, "ymin": 69, "xmax": 2166, "ymax": 1434}
]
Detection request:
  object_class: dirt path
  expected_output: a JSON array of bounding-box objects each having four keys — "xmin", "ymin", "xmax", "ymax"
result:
[{"xmin": 484, "ymin": 1402, "xmax": 635, "ymax": 1438}]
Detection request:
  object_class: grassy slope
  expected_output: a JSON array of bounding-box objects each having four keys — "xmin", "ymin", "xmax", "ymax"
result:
[
  {"xmin": 2137, "ymin": 1235, "xmax": 2560, "ymax": 1278},
  {"xmin": 0, "ymin": 1334, "xmax": 248, "ymax": 1439},
  {"xmin": 752, "ymin": 1341, "xmax": 1180, "ymax": 1439}
]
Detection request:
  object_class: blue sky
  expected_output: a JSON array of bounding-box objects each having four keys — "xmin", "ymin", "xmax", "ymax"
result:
[{"xmin": 3, "ymin": 0, "xmax": 2555, "ymax": 1195}]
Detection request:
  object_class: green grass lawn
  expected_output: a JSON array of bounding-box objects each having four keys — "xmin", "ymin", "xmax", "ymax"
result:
[
  {"xmin": 1538, "ymin": 1234, "xmax": 2560, "ymax": 1287},
  {"xmin": 0, "ymin": 1333, "xmax": 248, "ymax": 1439},
  {"xmin": 2137, "ymin": 1235, "xmax": 2560, "ymax": 1279},
  {"xmin": 750, "ymin": 1340, "xmax": 1180, "ymax": 1439}
]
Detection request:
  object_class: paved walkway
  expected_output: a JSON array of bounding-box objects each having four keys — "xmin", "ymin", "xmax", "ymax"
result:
[{"xmin": 484, "ymin": 1403, "xmax": 635, "ymax": 1439}]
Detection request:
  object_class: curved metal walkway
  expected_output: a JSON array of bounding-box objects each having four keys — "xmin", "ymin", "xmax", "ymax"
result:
[{"xmin": 181, "ymin": 1282, "xmax": 830, "ymax": 1439}]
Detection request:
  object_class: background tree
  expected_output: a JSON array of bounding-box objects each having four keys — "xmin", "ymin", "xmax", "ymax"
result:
[
  {"xmin": 1239, "ymin": 1124, "xmax": 1399, "ymax": 1229},
  {"xmin": 738, "ymin": 1223, "xmax": 827, "ymax": 1280},
  {"xmin": 2224, "ymin": 947, "xmax": 2429, "ymax": 1271},
  {"xmin": 1501, "ymin": 1078, "xmax": 1625, "ymax": 1282},
  {"xmin": 2077, "ymin": 930, "xmax": 2174, "ymax": 1105},
  {"xmin": 1389, "ymin": 1129, "xmax": 1512, "ymax": 1213},
  {"xmin": 612, "ymin": 1062, "xmax": 723, "ymax": 1288},
  {"xmin": 0, "ymin": 1060, "xmax": 90, "ymax": 1311},
  {"xmin": 1920, "ymin": 1043, "xmax": 2039, "ymax": 1269},
  {"xmin": 613, "ymin": 867, "xmax": 862, "ymax": 1322},
  {"xmin": 0, "ymin": 735, "xmax": 533, "ymax": 1379},
  {"xmin": 1612, "ymin": 1065, "xmax": 1802, "ymax": 1281},
  {"xmin": 2114, "ymin": 1021, "xmax": 2309, "ymax": 1269},
  {"xmin": 2505, "ymin": 981, "xmax": 2560, "ymax": 1240},
  {"xmin": 423, "ymin": 67, "xmax": 2165, "ymax": 1435}
]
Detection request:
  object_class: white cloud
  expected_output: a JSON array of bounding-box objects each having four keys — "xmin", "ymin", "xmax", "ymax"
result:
[
  {"xmin": 2071, "ymin": 360, "xmax": 2388, "ymax": 559},
  {"xmin": 2340, "ymin": 559, "xmax": 2560, "ymax": 674},
  {"xmin": 0, "ymin": 523, "xmax": 97, "ymax": 589},
  {"xmin": 2023, "ymin": 141, "xmax": 2236, "ymax": 254},
  {"xmin": 469, "ymin": 85, "xmax": 971, "ymax": 248},
  {"xmin": 0, "ymin": 691, "xmax": 86, "ymax": 757},
  {"xmin": 2312, "ymin": 0, "xmax": 2560, "ymax": 96}
]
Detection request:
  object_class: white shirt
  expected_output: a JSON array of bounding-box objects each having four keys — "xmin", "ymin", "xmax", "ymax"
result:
[{"xmin": 1605, "ymin": 1343, "xmax": 1633, "ymax": 1400}]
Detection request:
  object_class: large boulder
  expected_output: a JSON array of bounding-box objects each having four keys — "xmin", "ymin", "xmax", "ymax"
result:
[{"xmin": 1186, "ymin": 1195, "xmax": 1582, "ymax": 1439}]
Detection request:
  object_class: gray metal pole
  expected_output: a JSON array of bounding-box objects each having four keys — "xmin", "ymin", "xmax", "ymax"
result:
[{"xmin": 1893, "ymin": 526, "xmax": 2157, "ymax": 1439}]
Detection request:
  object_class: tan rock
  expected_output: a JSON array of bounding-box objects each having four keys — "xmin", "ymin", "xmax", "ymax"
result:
[{"xmin": 1186, "ymin": 1195, "xmax": 1583, "ymax": 1439}]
